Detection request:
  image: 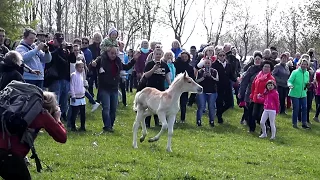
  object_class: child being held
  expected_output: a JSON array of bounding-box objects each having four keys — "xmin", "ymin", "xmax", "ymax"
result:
[
  {"xmin": 195, "ymin": 58, "xmax": 219, "ymax": 127},
  {"xmin": 69, "ymin": 61, "xmax": 87, "ymax": 131},
  {"xmin": 100, "ymin": 27, "xmax": 119, "ymax": 52},
  {"xmin": 162, "ymin": 51, "xmax": 176, "ymax": 89},
  {"xmin": 258, "ymin": 80, "xmax": 279, "ymax": 139}
]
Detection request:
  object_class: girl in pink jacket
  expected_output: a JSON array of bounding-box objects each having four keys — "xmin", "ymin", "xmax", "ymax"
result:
[{"xmin": 258, "ymin": 80, "xmax": 279, "ymax": 139}]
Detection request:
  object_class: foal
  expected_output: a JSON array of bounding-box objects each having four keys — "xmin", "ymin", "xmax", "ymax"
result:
[{"xmin": 132, "ymin": 71, "xmax": 203, "ymax": 152}]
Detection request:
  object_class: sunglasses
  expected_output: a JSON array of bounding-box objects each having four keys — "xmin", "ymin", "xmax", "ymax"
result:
[{"xmin": 218, "ymin": 54, "xmax": 226, "ymax": 57}]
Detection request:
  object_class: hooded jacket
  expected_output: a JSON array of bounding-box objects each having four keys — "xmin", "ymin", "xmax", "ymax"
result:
[
  {"xmin": 0, "ymin": 61, "xmax": 25, "ymax": 90},
  {"xmin": 287, "ymin": 67, "xmax": 309, "ymax": 98},
  {"xmin": 239, "ymin": 65, "xmax": 262, "ymax": 102},
  {"xmin": 257, "ymin": 89, "xmax": 280, "ymax": 113},
  {"xmin": 250, "ymin": 71, "xmax": 275, "ymax": 104}
]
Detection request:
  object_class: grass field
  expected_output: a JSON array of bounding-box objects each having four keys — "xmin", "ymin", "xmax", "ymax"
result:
[{"xmin": 30, "ymin": 92, "xmax": 320, "ymax": 180}]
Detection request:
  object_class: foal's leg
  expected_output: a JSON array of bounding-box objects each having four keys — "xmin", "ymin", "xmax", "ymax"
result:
[
  {"xmin": 140, "ymin": 110, "xmax": 152, "ymax": 142},
  {"xmin": 148, "ymin": 112, "xmax": 167, "ymax": 142},
  {"xmin": 133, "ymin": 110, "xmax": 144, "ymax": 148},
  {"xmin": 166, "ymin": 115, "xmax": 176, "ymax": 152}
]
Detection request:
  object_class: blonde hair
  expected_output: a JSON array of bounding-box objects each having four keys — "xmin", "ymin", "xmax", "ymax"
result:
[
  {"xmin": 203, "ymin": 46, "xmax": 215, "ymax": 57},
  {"xmin": 163, "ymin": 51, "xmax": 174, "ymax": 61},
  {"xmin": 215, "ymin": 46, "xmax": 224, "ymax": 55},
  {"xmin": 298, "ymin": 54, "xmax": 311, "ymax": 66},
  {"xmin": 171, "ymin": 39, "xmax": 181, "ymax": 48},
  {"xmin": 43, "ymin": 91, "xmax": 58, "ymax": 112}
]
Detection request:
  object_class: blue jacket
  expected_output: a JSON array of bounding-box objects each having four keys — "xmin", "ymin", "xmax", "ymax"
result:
[
  {"xmin": 81, "ymin": 48, "xmax": 93, "ymax": 65},
  {"xmin": 124, "ymin": 53, "xmax": 133, "ymax": 77},
  {"xmin": 16, "ymin": 40, "xmax": 52, "ymax": 80},
  {"xmin": 165, "ymin": 62, "xmax": 176, "ymax": 89},
  {"xmin": 171, "ymin": 48, "xmax": 183, "ymax": 59}
]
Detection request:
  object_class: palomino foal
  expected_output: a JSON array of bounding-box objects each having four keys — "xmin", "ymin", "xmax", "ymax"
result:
[{"xmin": 132, "ymin": 71, "xmax": 203, "ymax": 152}]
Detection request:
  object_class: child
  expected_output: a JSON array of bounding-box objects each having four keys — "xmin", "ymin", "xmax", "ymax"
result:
[
  {"xmin": 258, "ymin": 80, "xmax": 279, "ymax": 139},
  {"xmin": 69, "ymin": 61, "xmax": 87, "ymax": 131},
  {"xmin": 100, "ymin": 27, "xmax": 118, "ymax": 52},
  {"xmin": 195, "ymin": 58, "xmax": 219, "ymax": 127},
  {"xmin": 163, "ymin": 51, "xmax": 176, "ymax": 89}
]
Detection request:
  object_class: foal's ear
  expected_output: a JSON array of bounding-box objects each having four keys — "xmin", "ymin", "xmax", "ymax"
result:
[{"xmin": 184, "ymin": 70, "xmax": 189, "ymax": 78}]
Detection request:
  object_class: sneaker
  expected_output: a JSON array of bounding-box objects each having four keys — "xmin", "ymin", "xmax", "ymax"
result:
[
  {"xmin": 314, "ymin": 117, "xmax": 320, "ymax": 122},
  {"xmin": 209, "ymin": 121, "xmax": 214, "ymax": 127},
  {"xmin": 270, "ymin": 136, "xmax": 276, "ymax": 140},
  {"xmin": 180, "ymin": 120, "xmax": 185, "ymax": 124},
  {"xmin": 91, "ymin": 103, "xmax": 100, "ymax": 112},
  {"xmin": 302, "ymin": 124, "xmax": 311, "ymax": 129},
  {"xmin": 24, "ymin": 157, "xmax": 30, "ymax": 166},
  {"xmin": 293, "ymin": 124, "xmax": 298, "ymax": 129},
  {"xmin": 259, "ymin": 134, "xmax": 267, "ymax": 138},
  {"xmin": 79, "ymin": 127, "xmax": 86, "ymax": 132},
  {"xmin": 218, "ymin": 118, "xmax": 224, "ymax": 124},
  {"xmin": 197, "ymin": 120, "xmax": 202, "ymax": 127}
]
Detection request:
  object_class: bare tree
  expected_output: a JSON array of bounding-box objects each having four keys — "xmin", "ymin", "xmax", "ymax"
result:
[
  {"xmin": 55, "ymin": 0, "xmax": 63, "ymax": 32},
  {"xmin": 201, "ymin": 0, "xmax": 216, "ymax": 42},
  {"xmin": 161, "ymin": 0, "xmax": 196, "ymax": 45},
  {"xmin": 264, "ymin": 0, "xmax": 277, "ymax": 48},
  {"xmin": 214, "ymin": 0, "xmax": 230, "ymax": 46}
]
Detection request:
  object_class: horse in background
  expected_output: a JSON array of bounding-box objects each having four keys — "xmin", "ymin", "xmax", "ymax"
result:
[{"xmin": 132, "ymin": 71, "xmax": 203, "ymax": 152}]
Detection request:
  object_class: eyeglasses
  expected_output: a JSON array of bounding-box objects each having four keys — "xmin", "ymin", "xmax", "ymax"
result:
[{"xmin": 82, "ymin": 42, "xmax": 88, "ymax": 44}]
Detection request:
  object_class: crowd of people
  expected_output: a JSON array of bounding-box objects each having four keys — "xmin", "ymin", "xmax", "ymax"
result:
[{"xmin": 0, "ymin": 25, "xmax": 319, "ymax": 179}]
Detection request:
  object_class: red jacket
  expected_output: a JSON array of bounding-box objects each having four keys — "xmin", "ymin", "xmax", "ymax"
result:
[
  {"xmin": 0, "ymin": 110, "xmax": 67, "ymax": 157},
  {"xmin": 258, "ymin": 89, "xmax": 280, "ymax": 113},
  {"xmin": 250, "ymin": 71, "xmax": 276, "ymax": 104}
]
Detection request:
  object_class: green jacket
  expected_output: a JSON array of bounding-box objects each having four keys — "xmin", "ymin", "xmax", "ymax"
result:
[{"xmin": 287, "ymin": 68, "xmax": 309, "ymax": 98}]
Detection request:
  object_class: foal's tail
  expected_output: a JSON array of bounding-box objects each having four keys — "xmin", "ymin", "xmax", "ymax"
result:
[{"xmin": 133, "ymin": 91, "xmax": 142, "ymax": 112}]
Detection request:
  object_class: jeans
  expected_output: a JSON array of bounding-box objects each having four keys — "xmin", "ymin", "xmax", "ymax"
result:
[
  {"xmin": 70, "ymin": 105, "xmax": 86, "ymax": 129},
  {"xmin": 216, "ymin": 89, "xmax": 233, "ymax": 120},
  {"xmin": 48, "ymin": 80, "xmax": 70, "ymax": 115},
  {"xmin": 85, "ymin": 91, "xmax": 96, "ymax": 105},
  {"xmin": 25, "ymin": 79, "xmax": 44, "ymax": 89},
  {"xmin": 0, "ymin": 149, "xmax": 31, "ymax": 180},
  {"xmin": 230, "ymin": 81, "xmax": 235, "ymax": 108},
  {"xmin": 126, "ymin": 74, "xmax": 133, "ymax": 92},
  {"xmin": 119, "ymin": 80, "xmax": 127, "ymax": 105},
  {"xmin": 248, "ymin": 102, "xmax": 264, "ymax": 132},
  {"xmin": 88, "ymin": 71, "xmax": 98, "ymax": 98},
  {"xmin": 99, "ymin": 89, "xmax": 118, "ymax": 129},
  {"xmin": 277, "ymin": 86, "xmax": 288, "ymax": 113},
  {"xmin": 180, "ymin": 92, "xmax": 189, "ymax": 121},
  {"xmin": 188, "ymin": 93, "xmax": 197, "ymax": 106},
  {"xmin": 145, "ymin": 115, "xmax": 159, "ymax": 127},
  {"xmin": 196, "ymin": 93, "xmax": 217, "ymax": 123},
  {"xmin": 292, "ymin": 97, "xmax": 307, "ymax": 125}
]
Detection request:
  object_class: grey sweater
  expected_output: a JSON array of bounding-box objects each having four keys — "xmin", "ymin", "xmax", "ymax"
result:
[{"xmin": 272, "ymin": 63, "xmax": 290, "ymax": 87}]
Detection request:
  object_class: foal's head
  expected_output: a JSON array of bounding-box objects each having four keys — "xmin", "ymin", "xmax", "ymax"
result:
[{"xmin": 172, "ymin": 71, "xmax": 203, "ymax": 93}]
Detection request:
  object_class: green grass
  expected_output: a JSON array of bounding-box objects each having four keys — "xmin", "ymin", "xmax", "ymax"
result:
[{"xmin": 30, "ymin": 93, "xmax": 320, "ymax": 180}]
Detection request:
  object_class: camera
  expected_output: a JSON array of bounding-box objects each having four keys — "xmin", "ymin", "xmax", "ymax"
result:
[
  {"xmin": 65, "ymin": 43, "xmax": 73, "ymax": 50},
  {"xmin": 205, "ymin": 66, "xmax": 210, "ymax": 73}
]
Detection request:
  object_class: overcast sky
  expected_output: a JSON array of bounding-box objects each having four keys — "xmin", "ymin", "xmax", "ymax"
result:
[{"xmin": 149, "ymin": 0, "xmax": 306, "ymax": 51}]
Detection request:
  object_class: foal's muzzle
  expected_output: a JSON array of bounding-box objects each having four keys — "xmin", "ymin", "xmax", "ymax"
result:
[{"xmin": 197, "ymin": 87, "xmax": 203, "ymax": 93}]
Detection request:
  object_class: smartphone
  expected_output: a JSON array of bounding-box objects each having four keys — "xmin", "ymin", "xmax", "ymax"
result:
[{"xmin": 156, "ymin": 61, "xmax": 161, "ymax": 66}]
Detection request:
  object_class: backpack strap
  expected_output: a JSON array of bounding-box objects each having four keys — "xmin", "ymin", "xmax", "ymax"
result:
[
  {"xmin": 21, "ymin": 129, "xmax": 42, "ymax": 172},
  {"xmin": 19, "ymin": 43, "xmax": 41, "ymax": 59}
]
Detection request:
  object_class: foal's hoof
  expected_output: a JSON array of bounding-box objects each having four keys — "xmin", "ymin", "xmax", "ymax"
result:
[
  {"xmin": 132, "ymin": 145, "xmax": 138, "ymax": 149},
  {"xmin": 140, "ymin": 136, "xmax": 146, "ymax": 143},
  {"xmin": 166, "ymin": 147, "xmax": 172, "ymax": 152},
  {"xmin": 148, "ymin": 138, "xmax": 159, "ymax": 143}
]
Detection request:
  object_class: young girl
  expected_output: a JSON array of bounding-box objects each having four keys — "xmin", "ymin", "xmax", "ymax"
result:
[
  {"xmin": 195, "ymin": 58, "xmax": 219, "ymax": 126},
  {"xmin": 258, "ymin": 80, "xmax": 279, "ymax": 139},
  {"xmin": 163, "ymin": 51, "xmax": 176, "ymax": 89},
  {"xmin": 69, "ymin": 61, "xmax": 87, "ymax": 131}
]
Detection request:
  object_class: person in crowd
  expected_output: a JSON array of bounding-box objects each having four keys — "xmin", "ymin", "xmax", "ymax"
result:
[
  {"xmin": 213, "ymin": 47, "xmax": 237, "ymax": 124},
  {"xmin": 16, "ymin": 28, "xmax": 52, "ymax": 89},
  {"xmin": 0, "ymin": 28, "xmax": 10, "ymax": 60},
  {"xmin": 287, "ymin": 58, "xmax": 296, "ymax": 109},
  {"xmin": 197, "ymin": 46, "xmax": 216, "ymax": 68},
  {"xmin": 171, "ymin": 40, "xmax": 183, "ymax": 59},
  {"xmin": 308, "ymin": 48, "xmax": 318, "ymax": 70},
  {"xmin": 81, "ymin": 37, "xmax": 93, "ymax": 66},
  {"xmin": 272, "ymin": 53, "xmax": 290, "ymax": 114},
  {"xmin": 258, "ymin": 80, "xmax": 279, "ymax": 139},
  {"xmin": 293, "ymin": 52, "xmax": 301, "ymax": 66},
  {"xmin": 190, "ymin": 45, "xmax": 198, "ymax": 67},
  {"xmin": 118, "ymin": 41, "xmax": 129, "ymax": 106},
  {"xmin": 287, "ymin": 56, "xmax": 311, "ymax": 129},
  {"xmin": 269, "ymin": 47, "xmax": 278, "ymax": 66},
  {"xmin": 4, "ymin": 38, "xmax": 11, "ymax": 50},
  {"xmin": 313, "ymin": 66, "xmax": 320, "ymax": 123},
  {"xmin": 135, "ymin": 39, "xmax": 152, "ymax": 82},
  {"xmin": 238, "ymin": 51, "xmax": 263, "ymax": 125},
  {"xmin": 36, "ymin": 30, "xmax": 46, "ymax": 43},
  {"xmin": 100, "ymin": 27, "xmax": 119, "ymax": 51},
  {"xmin": 163, "ymin": 51, "xmax": 176, "ymax": 90},
  {"xmin": 11, "ymin": 40, "xmax": 20, "ymax": 51},
  {"xmin": 45, "ymin": 33, "xmax": 51, "ymax": 42},
  {"xmin": 249, "ymin": 60, "xmax": 275, "ymax": 132},
  {"xmin": 126, "ymin": 49, "xmax": 134, "ymax": 93},
  {"xmin": 143, "ymin": 48, "xmax": 171, "ymax": 128},
  {"xmin": 174, "ymin": 51, "xmax": 194, "ymax": 123},
  {"xmin": 195, "ymin": 58, "xmax": 219, "ymax": 127},
  {"xmin": 0, "ymin": 51, "xmax": 25, "ymax": 90},
  {"xmin": 44, "ymin": 32, "xmax": 76, "ymax": 122},
  {"xmin": 69, "ymin": 60, "xmax": 87, "ymax": 131},
  {"xmin": 90, "ymin": 47, "xmax": 139, "ymax": 132},
  {"xmin": 0, "ymin": 91, "xmax": 67, "ymax": 180},
  {"xmin": 88, "ymin": 32, "xmax": 102, "ymax": 100}
]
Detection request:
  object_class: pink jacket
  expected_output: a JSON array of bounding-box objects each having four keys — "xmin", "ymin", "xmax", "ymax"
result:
[
  {"xmin": 258, "ymin": 89, "xmax": 280, "ymax": 114},
  {"xmin": 314, "ymin": 70, "xmax": 320, "ymax": 95}
]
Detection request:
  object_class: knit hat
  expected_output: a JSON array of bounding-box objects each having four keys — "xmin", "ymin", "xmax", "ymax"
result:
[{"xmin": 108, "ymin": 27, "xmax": 118, "ymax": 37}]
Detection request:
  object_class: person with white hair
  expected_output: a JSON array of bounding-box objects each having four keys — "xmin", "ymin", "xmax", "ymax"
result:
[
  {"xmin": 171, "ymin": 39, "xmax": 183, "ymax": 59},
  {"xmin": 135, "ymin": 39, "xmax": 152, "ymax": 82}
]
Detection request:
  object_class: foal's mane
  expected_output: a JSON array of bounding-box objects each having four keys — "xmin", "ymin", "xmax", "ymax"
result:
[{"xmin": 169, "ymin": 73, "xmax": 185, "ymax": 88}]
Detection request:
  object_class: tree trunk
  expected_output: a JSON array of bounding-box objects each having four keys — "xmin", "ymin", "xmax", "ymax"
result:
[
  {"xmin": 56, "ymin": 0, "xmax": 63, "ymax": 32},
  {"xmin": 84, "ymin": 0, "xmax": 89, "ymax": 36},
  {"xmin": 49, "ymin": 0, "xmax": 53, "ymax": 33},
  {"xmin": 64, "ymin": 0, "xmax": 68, "ymax": 40}
]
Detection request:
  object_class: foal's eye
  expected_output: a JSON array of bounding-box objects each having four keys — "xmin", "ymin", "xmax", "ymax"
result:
[{"xmin": 188, "ymin": 81, "xmax": 192, "ymax": 83}]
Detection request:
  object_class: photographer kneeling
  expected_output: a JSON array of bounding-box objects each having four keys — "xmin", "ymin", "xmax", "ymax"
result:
[{"xmin": 0, "ymin": 91, "xmax": 67, "ymax": 180}]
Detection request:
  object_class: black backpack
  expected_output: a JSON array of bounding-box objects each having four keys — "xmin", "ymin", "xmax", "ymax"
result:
[{"xmin": 0, "ymin": 80, "xmax": 44, "ymax": 172}]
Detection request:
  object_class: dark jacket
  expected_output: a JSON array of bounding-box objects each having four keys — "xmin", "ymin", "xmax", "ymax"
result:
[
  {"xmin": 174, "ymin": 57, "xmax": 195, "ymax": 79},
  {"xmin": 44, "ymin": 46, "xmax": 76, "ymax": 87},
  {"xmin": 226, "ymin": 51, "xmax": 241, "ymax": 77},
  {"xmin": 0, "ymin": 45, "xmax": 9, "ymax": 59},
  {"xmin": 94, "ymin": 52, "xmax": 135, "ymax": 91},
  {"xmin": 239, "ymin": 65, "xmax": 261, "ymax": 102},
  {"xmin": 0, "ymin": 61, "xmax": 25, "ymax": 90},
  {"xmin": 89, "ymin": 42, "xmax": 101, "ymax": 60},
  {"xmin": 272, "ymin": 63, "xmax": 290, "ymax": 87},
  {"xmin": 212, "ymin": 60, "xmax": 236, "ymax": 93}
]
